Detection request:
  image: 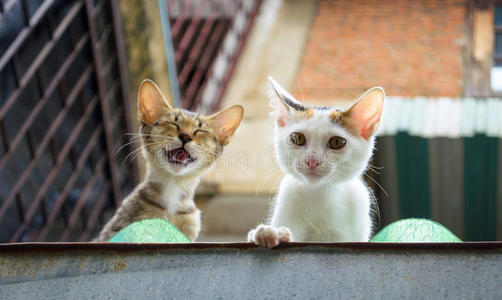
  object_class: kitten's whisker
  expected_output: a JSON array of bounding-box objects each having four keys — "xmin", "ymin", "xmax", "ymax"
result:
[
  {"xmin": 363, "ymin": 173, "xmax": 389, "ymax": 198},
  {"xmin": 368, "ymin": 164, "xmax": 384, "ymax": 169},
  {"xmin": 116, "ymin": 139, "xmax": 142, "ymax": 154},
  {"xmin": 122, "ymin": 141, "xmax": 165, "ymax": 164},
  {"xmin": 367, "ymin": 165, "xmax": 382, "ymax": 175},
  {"xmin": 124, "ymin": 149, "xmax": 143, "ymax": 164}
]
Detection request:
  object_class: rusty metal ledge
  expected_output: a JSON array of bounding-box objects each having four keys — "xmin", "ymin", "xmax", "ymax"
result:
[{"xmin": 1, "ymin": 242, "xmax": 501, "ymax": 299}]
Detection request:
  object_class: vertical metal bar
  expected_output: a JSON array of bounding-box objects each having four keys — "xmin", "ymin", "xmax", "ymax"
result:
[
  {"xmin": 20, "ymin": 0, "xmax": 30, "ymax": 26},
  {"xmin": 497, "ymin": 138, "xmax": 502, "ymax": 240},
  {"xmin": 40, "ymin": 197, "xmax": 48, "ymax": 225},
  {"xmin": 45, "ymin": 10, "xmax": 57, "ymax": 39},
  {"xmin": 158, "ymin": 0, "xmax": 181, "ymax": 107},
  {"xmin": 11, "ymin": 56, "xmax": 22, "ymax": 87},
  {"xmin": 109, "ymin": 0, "xmax": 138, "ymax": 183},
  {"xmin": 49, "ymin": 138, "xmax": 59, "ymax": 165},
  {"xmin": 0, "ymin": 119, "xmax": 10, "ymax": 152},
  {"xmin": 428, "ymin": 138, "xmax": 465, "ymax": 239},
  {"xmin": 25, "ymin": 131, "xmax": 36, "ymax": 158},
  {"xmin": 15, "ymin": 194, "xmax": 25, "ymax": 222},
  {"xmin": 84, "ymin": 0, "xmax": 121, "ymax": 206}
]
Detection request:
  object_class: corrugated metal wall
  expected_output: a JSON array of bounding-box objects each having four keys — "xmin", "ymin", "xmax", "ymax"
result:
[{"xmin": 373, "ymin": 98, "xmax": 502, "ymax": 241}]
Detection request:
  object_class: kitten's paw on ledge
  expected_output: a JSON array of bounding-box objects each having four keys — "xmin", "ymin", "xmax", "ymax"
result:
[{"xmin": 248, "ymin": 225, "xmax": 292, "ymax": 248}]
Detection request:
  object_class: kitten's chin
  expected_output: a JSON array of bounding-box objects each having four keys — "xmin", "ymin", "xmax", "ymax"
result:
[
  {"xmin": 163, "ymin": 162, "xmax": 199, "ymax": 176},
  {"xmin": 298, "ymin": 170, "xmax": 326, "ymax": 184}
]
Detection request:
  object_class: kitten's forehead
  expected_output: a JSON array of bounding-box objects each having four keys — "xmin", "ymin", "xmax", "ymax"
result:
[
  {"xmin": 286, "ymin": 109, "xmax": 349, "ymax": 137},
  {"xmin": 293, "ymin": 105, "xmax": 346, "ymax": 125},
  {"xmin": 161, "ymin": 108, "xmax": 211, "ymax": 126}
]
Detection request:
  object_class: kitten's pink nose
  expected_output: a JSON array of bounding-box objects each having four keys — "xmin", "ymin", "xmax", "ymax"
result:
[{"xmin": 306, "ymin": 158, "xmax": 320, "ymax": 171}]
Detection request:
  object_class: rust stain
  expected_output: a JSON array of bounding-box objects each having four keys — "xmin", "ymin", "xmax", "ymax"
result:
[
  {"xmin": 79, "ymin": 255, "xmax": 88, "ymax": 271},
  {"xmin": 1, "ymin": 242, "xmax": 502, "ymax": 253},
  {"xmin": 112, "ymin": 261, "xmax": 127, "ymax": 271}
]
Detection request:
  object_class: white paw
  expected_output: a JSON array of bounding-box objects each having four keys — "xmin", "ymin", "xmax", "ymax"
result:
[{"xmin": 248, "ymin": 225, "xmax": 292, "ymax": 248}]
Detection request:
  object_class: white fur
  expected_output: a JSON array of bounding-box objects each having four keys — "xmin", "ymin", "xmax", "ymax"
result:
[{"xmin": 249, "ymin": 79, "xmax": 382, "ymax": 246}]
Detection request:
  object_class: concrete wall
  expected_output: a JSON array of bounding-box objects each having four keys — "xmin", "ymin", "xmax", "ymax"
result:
[
  {"xmin": 202, "ymin": 0, "xmax": 317, "ymax": 194},
  {"xmin": 119, "ymin": 0, "xmax": 172, "ymax": 179}
]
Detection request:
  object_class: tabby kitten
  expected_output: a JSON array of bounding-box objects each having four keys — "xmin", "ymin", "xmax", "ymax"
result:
[
  {"xmin": 97, "ymin": 80, "xmax": 244, "ymax": 242},
  {"xmin": 248, "ymin": 77, "xmax": 384, "ymax": 247}
]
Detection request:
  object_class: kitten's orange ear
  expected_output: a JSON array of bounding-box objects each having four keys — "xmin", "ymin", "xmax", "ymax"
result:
[
  {"xmin": 345, "ymin": 87, "xmax": 384, "ymax": 140},
  {"xmin": 210, "ymin": 105, "xmax": 244, "ymax": 145},
  {"xmin": 138, "ymin": 79, "xmax": 173, "ymax": 124}
]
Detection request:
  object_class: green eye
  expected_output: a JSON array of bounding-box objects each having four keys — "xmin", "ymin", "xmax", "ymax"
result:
[
  {"xmin": 290, "ymin": 132, "xmax": 306, "ymax": 146},
  {"xmin": 328, "ymin": 136, "xmax": 346, "ymax": 149}
]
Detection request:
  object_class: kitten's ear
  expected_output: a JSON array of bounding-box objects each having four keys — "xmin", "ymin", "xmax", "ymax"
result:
[
  {"xmin": 268, "ymin": 76, "xmax": 306, "ymax": 127},
  {"xmin": 345, "ymin": 87, "xmax": 384, "ymax": 140},
  {"xmin": 210, "ymin": 105, "xmax": 244, "ymax": 145},
  {"xmin": 138, "ymin": 79, "xmax": 173, "ymax": 124}
]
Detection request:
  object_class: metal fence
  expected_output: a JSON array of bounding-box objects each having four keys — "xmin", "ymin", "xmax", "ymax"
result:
[
  {"xmin": 0, "ymin": 0, "xmax": 135, "ymax": 242},
  {"xmin": 372, "ymin": 97, "xmax": 502, "ymax": 241},
  {"xmin": 162, "ymin": 0, "xmax": 261, "ymax": 112}
]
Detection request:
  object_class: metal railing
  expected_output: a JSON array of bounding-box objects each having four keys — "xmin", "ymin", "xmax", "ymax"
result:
[
  {"xmin": 161, "ymin": 0, "xmax": 261, "ymax": 112},
  {"xmin": 0, "ymin": 0, "xmax": 135, "ymax": 242}
]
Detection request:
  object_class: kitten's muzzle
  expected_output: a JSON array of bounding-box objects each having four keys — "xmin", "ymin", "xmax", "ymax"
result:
[
  {"xmin": 164, "ymin": 147, "xmax": 196, "ymax": 166},
  {"xmin": 178, "ymin": 133, "xmax": 192, "ymax": 144},
  {"xmin": 306, "ymin": 158, "xmax": 321, "ymax": 171}
]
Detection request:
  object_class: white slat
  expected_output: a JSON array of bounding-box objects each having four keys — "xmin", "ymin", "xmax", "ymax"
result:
[
  {"xmin": 378, "ymin": 97, "xmax": 502, "ymax": 138},
  {"xmin": 475, "ymin": 100, "xmax": 486, "ymax": 135},
  {"xmin": 486, "ymin": 99, "xmax": 501, "ymax": 137},
  {"xmin": 423, "ymin": 98, "xmax": 437, "ymax": 137},
  {"xmin": 398, "ymin": 97, "xmax": 412, "ymax": 133},
  {"xmin": 380, "ymin": 97, "xmax": 400, "ymax": 135},
  {"xmin": 460, "ymin": 98, "xmax": 476, "ymax": 137},
  {"xmin": 409, "ymin": 97, "xmax": 427, "ymax": 136},
  {"xmin": 449, "ymin": 99, "xmax": 462, "ymax": 138},
  {"xmin": 435, "ymin": 98, "xmax": 451, "ymax": 137}
]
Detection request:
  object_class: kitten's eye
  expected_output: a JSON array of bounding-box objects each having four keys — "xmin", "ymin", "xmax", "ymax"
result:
[
  {"xmin": 290, "ymin": 132, "xmax": 306, "ymax": 146},
  {"xmin": 328, "ymin": 136, "xmax": 346, "ymax": 150},
  {"xmin": 193, "ymin": 129, "xmax": 208, "ymax": 136},
  {"xmin": 166, "ymin": 122, "xmax": 180, "ymax": 131}
]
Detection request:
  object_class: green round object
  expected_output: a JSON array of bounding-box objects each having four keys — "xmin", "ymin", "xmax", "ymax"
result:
[
  {"xmin": 370, "ymin": 218, "xmax": 462, "ymax": 243},
  {"xmin": 109, "ymin": 218, "xmax": 190, "ymax": 243}
]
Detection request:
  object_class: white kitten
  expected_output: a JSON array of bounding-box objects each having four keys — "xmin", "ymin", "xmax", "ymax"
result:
[{"xmin": 248, "ymin": 77, "xmax": 384, "ymax": 248}]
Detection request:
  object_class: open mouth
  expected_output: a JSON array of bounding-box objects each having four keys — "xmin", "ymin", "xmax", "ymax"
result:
[{"xmin": 165, "ymin": 147, "xmax": 196, "ymax": 166}]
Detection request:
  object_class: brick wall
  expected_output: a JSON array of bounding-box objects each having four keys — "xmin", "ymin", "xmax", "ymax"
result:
[{"xmin": 294, "ymin": 0, "xmax": 466, "ymax": 101}]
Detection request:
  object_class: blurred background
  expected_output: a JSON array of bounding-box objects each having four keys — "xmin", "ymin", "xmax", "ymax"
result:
[{"xmin": 0, "ymin": 0, "xmax": 501, "ymax": 242}]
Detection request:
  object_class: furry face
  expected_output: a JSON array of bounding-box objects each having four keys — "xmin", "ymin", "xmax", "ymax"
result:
[
  {"xmin": 269, "ymin": 77, "xmax": 384, "ymax": 185},
  {"xmin": 138, "ymin": 80, "xmax": 243, "ymax": 176}
]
